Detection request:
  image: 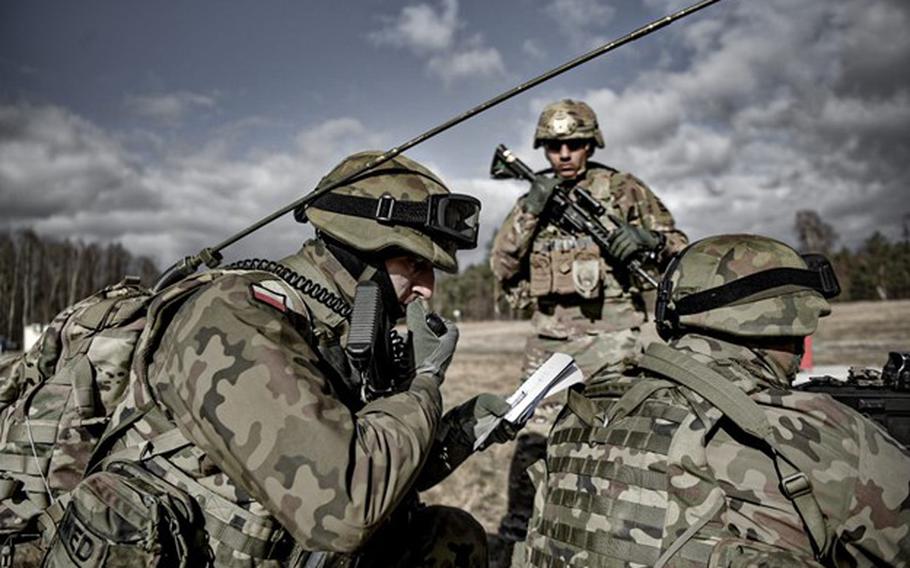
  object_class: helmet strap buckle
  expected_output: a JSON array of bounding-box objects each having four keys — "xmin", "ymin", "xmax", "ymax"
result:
[{"xmin": 375, "ymin": 194, "xmax": 396, "ymax": 223}]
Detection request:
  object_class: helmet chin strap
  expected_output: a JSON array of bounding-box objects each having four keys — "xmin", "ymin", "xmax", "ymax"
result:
[{"xmin": 322, "ymin": 236, "xmax": 404, "ymax": 321}]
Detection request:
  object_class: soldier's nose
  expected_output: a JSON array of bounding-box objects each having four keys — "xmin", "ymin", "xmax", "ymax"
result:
[{"xmin": 412, "ymin": 266, "xmax": 435, "ymax": 301}]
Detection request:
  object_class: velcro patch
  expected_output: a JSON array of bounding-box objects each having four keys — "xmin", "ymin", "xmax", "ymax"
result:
[{"xmin": 250, "ymin": 284, "xmax": 288, "ymax": 313}]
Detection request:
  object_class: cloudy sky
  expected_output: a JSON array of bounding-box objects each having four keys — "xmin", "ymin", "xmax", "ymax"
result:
[{"xmin": 2, "ymin": 0, "xmax": 909, "ymax": 271}]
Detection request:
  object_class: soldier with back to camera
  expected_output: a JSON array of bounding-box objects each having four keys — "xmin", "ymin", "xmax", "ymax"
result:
[
  {"xmin": 490, "ymin": 99, "xmax": 688, "ymax": 541},
  {"xmin": 42, "ymin": 151, "xmax": 514, "ymax": 568},
  {"xmin": 518, "ymin": 234, "xmax": 910, "ymax": 567}
]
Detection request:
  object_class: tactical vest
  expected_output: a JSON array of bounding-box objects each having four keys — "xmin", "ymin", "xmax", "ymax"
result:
[
  {"xmin": 524, "ymin": 170, "xmax": 650, "ymax": 342},
  {"xmin": 523, "ymin": 343, "xmax": 832, "ymax": 567},
  {"xmin": 0, "ymin": 279, "xmax": 151, "ymax": 544},
  {"xmin": 527, "ymin": 167, "xmax": 638, "ymax": 301}
]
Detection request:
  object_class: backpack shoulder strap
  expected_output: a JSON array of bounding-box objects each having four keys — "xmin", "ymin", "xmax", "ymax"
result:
[
  {"xmin": 638, "ymin": 342, "xmax": 834, "ymax": 562},
  {"xmin": 639, "ymin": 344, "xmax": 771, "ymax": 440}
]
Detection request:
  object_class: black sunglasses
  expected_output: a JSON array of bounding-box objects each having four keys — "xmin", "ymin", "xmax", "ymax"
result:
[{"xmin": 543, "ymin": 139, "xmax": 589, "ymax": 153}]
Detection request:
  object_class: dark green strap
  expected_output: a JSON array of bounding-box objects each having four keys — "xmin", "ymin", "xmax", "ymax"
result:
[
  {"xmin": 606, "ymin": 378, "xmax": 673, "ymax": 425},
  {"xmin": 639, "ymin": 344, "xmax": 770, "ymax": 439},
  {"xmin": 149, "ymin": 456, "xmax": 287, "ymax": 560},
  {"xmin": 98, "ymin": 428, "xmax": 194, "ymax": 468},
  {"xmin": 565, "ymin": 388, "xmax": 597, "ymax": 425},
  {"xmin": 637, "ymin": 343, "xmax": 834, "ymax": 561},
  {"xmin": 84, "ymin": 405, "xmax": 152, "ymax": 475},
  {"xmin": 654, "ymin": 493, "xmax": 723, "ymax": 568}
]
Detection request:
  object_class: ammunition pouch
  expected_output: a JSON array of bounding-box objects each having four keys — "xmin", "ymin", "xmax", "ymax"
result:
[{"xmin": 529, "ymin": 237, "xmax": 601, "ymax": 298}]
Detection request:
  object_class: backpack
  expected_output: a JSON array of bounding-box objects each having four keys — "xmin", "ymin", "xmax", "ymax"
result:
[
  {"xmin": 41, "ymin": 459, "xmax": 209, "ymax": 568},
  {"xmin": 1, "ymin": 260, "xmax": 354, "ymax": 567},
  {"xmin": 0, "ymin": 278, "xmax": 152, "ymax": 542},
  {"xmin": 520, "ymin": 343, "xmax": 833, "ymax": 567}
]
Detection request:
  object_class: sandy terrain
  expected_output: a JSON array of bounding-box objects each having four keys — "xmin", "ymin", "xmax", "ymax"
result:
[{"xmin": 423, "ymin": 299, "xmax": 910, "ymax": 564}]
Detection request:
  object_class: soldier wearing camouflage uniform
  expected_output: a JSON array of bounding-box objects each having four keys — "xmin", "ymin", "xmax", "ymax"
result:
[
  {"xmin": 518, "ymin": 234, "xmax": 910, "ymax": 567},
  {"xmin": 59, "ymin": 152, "xmax": 510, "ymax": 567},
  {"xmin": 490, "ymin": 99, "xmax": 687, "ymax": 541}
]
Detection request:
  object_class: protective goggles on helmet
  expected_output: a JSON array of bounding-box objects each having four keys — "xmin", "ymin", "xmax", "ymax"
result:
[
  {"xmin": 656, "ymin": 251, "xmax": 841, "ymax": 327},
  {"xmin": 306, "ymin": 192, "xmax": 481, "ymax": 249}
]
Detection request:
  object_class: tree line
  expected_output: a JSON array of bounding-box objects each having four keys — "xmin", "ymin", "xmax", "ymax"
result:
[
  {"xmin": 0, "ymin": 229, "xmax": 159, "ymax": 349},
  {"xmin": 2, "ymin": 208, "xmax": 907, "ymax": 341},
  {"xmin": 794, "ymin": 210, "xmax": 910, "ymax": 302}
]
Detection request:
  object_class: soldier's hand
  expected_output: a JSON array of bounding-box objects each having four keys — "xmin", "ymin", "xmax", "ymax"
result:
[
  {"xmin": 407, "ymin": 300, "xmax": 459, "ymax": 386},
  {"xmin": 450, "ymin": 393, "xmax": 517, "ymax": 451},
  {"xmin": 523, "ymin": 177, "xmax": 561, "ymax": 216},
  {"xmin": 606, "ymin": 215, "xmax": 662, "ymax": 263}
]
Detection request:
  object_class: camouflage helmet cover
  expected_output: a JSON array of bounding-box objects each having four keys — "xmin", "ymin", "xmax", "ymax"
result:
[
  {"xmin": 305, "ymin": 151, "xmax": 459, "ymax": 272},
  {"xmin": 533, "ymin": 99, "xmax": 605, "ymax": 149},
  {"xmin": 662, "ymin": 234, "xmax": 832, "ymax": 338}
]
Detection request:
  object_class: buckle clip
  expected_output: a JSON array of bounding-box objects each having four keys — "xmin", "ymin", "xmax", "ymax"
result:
[
  {"xmin": 0, "ymin": 544, "xmax": 12, "ymax": 568},
  {"xmin": 375, "ymin": 195, "xmax": 396, "ymax": 223},
  {"xmin": 780, "ymin": 472, "xmax": 812, "ymax": 499}
]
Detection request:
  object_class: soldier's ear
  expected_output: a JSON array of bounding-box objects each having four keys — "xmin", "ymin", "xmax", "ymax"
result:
[{"xmin": 586, "ymin": 143, "xmax": 594, "ymax": 157}]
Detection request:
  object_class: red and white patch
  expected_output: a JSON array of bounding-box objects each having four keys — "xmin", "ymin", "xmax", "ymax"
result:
[{"xmin": 250, "ymin": 284, "xmax": 288, "ymax": 313}]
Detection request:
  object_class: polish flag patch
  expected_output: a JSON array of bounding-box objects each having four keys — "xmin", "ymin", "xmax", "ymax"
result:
[{"xmin": 250, "ymin": 284, "xmax": 288, "ymax": 313}]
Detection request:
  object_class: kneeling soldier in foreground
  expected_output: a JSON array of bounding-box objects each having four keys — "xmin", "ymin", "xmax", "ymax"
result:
[
  {"xmin": 44, "ymin": 152, "xmax": 512, "ymax": 567},
  {"xmin": 519, "ymin": 234, "xmax": 910, "ymax": 567}
]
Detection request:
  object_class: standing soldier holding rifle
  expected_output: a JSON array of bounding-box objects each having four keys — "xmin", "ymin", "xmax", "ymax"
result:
[{"xmin": 489, "ymin": 99, "xmax": 688, "ymax": 541}]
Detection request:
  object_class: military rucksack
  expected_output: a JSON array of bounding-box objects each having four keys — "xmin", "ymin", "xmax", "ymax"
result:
[
  {"xmin": 41, "ymin": 459, "xmax": 209, "ymax": 568},
  {"xmin": 0, "ymin": 278, "xmax": 152, "ymax": 560}
]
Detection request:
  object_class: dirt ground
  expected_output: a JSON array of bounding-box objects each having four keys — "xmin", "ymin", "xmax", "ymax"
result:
[{"xmin": 422, "ymin": 299, "xmax": 910, "ymax": 565}]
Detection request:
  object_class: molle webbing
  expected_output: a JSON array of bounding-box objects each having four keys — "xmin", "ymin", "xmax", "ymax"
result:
[
  {"xmin": 535, "ymin": 387, "xmax": 695, "ymax": 566},
  {"xmin": 145, "ymin": 455, "xmax": 290, "ymax": 562},
  {"xmin": 637, "ymin": 343, "xmax": 834, "ymax": 562},
  {"xmin": 0, "ymin": 280, "xmax": 151, "ymax": 530}
]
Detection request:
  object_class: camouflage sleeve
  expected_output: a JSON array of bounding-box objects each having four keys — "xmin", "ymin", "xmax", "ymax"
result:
[
  {"xmin": 151, "ymin": 274, "xmax": 442, "ymax": 553},
  {"xmin": 613, "ymin": 173, "xmax": 688, "ymax": 265},
  {"xmin": 489, "ymin": 197, "xmax": 540, "ymax": 283},
  {"xmin": 840, "ymin": 415, "xmax": 910, "ymax": 564}
]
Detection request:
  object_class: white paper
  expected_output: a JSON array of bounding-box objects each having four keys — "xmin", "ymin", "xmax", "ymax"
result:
[{"xmin": 473, "ymin": 352, "xmax": 583, "ymax": 450}]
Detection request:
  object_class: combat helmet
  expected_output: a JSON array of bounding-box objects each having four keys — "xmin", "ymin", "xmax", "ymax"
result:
[
  {"xmin": 533, "ymin": 99, "xmax": 605, "ymax": 149},
  {"xmin": 655, "ymin": 234, "xmax": 841, "ymax": 339},
  {"xmin": 295, "ymin": 151, "xmax": 480, "ymax": 273}
]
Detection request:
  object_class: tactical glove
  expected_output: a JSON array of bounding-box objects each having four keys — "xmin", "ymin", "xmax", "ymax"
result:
[
  {"xmin": 522, "ymin": 177, "xmax": 562, "ymax": 216},
  {"xmin": 606, "ymin": 215, "xmax": 662, "ymax": 263},
  {"xmin": 450, "ymin": 393, "xmax": 517, "ymax": 450},
  {"xmin": 414, "ymin": 393, "xmax": 516, "ymax": 490},
  {"xmin": 407, "ymin": 300, "xmax": 458, "ymax": 386}
]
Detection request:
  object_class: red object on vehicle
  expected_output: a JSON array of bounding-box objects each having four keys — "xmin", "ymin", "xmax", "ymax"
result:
[{"xmin": 801, "ymin": 336, "xmax": 813, "ymax": 370}]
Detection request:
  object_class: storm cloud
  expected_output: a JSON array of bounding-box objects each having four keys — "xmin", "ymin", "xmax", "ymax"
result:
[
  {"xmin": 470, "ymin": 0, "xmax": 910, "ymax": 263},
  {"xmin": 0, "ymin": 103, "xmax": 384, "ymax": 264}
]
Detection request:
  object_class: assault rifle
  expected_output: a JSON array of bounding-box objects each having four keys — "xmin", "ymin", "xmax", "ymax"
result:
[
  {"xmin": 796, "ymin": 352, "xmax": 910, "ymax": 447},
  {"xmin": 490, "ymin": 144, "xmax": 659, "ymax": 288}
]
